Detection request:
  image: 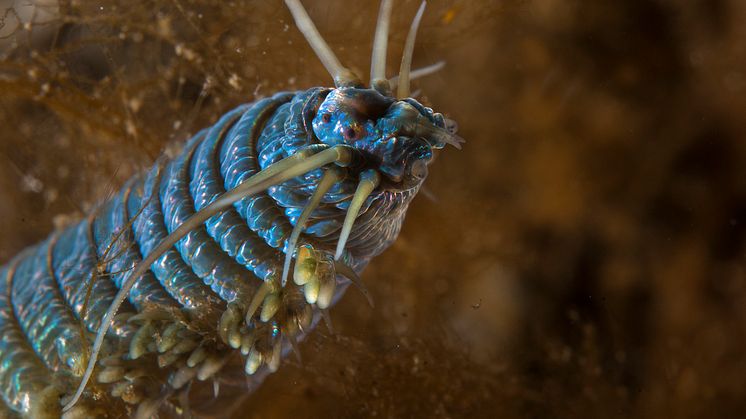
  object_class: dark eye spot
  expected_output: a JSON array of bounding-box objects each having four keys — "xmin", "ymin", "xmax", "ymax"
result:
[
  {"xmin": 321, "ymin": 113, "xmax": 331, "ymax": 123},
  {"xmin": 343, "ymin": 127, "xmax": 357, "ymax": 141}
]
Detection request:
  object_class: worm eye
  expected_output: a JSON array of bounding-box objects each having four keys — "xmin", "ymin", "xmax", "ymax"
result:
[
  {"xmin": 343, "ymin": 127, "xmax": 357, "ymax": 141},
  {"xmin": 321, "ymin": 113, "xmax": 332, "ymax": 123}
]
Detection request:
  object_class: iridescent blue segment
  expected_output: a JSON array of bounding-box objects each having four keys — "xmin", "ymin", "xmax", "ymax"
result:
[
  {"xmin": 0, "ymin": 261, "xmax": 50, "ymax": 414},
  {"xmin": 161, "ymin": 127, "xmax": 253, "ymax": 304},
  {"xmin": 51, "ymin": 221, "xmax": 133, "ymax": 336},
  {"xmin": 193, "ymin": 98, "xmax": 286, "ymax": 283},
  {"xmin": 10, "ymin": 241, "xmax": 82, "ymax": 373},
  {"xmin": 130, "ymin": 161, "xmax": 223, "ymax": 311},
  {"xmin": 93, "ymin": 179, "xmax": 178, "ymax": 310},
  {"xmin": 220, "ymin": 93, "xmax": 296, "ymax": 250}
]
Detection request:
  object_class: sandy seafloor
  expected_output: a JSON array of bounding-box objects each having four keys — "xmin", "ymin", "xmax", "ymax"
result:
[{"xmin": 1, "ymin": 0, "xmax": 746, "ymax": 417}]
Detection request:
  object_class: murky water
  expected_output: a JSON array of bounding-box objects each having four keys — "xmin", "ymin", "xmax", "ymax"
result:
[{"xmin": 1, "ymin": 0, "xmax": 746, "ymax": 417}]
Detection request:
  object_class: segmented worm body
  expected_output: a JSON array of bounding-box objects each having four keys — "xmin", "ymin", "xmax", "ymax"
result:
[{"xmin": 0, "ymin": 0, "xmax": 461, "ymax": 417}]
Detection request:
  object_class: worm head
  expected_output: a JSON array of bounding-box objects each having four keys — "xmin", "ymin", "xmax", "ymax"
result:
[{"xmin": 312, "ymin": 87, "xmax": 462, "ymax": 189}]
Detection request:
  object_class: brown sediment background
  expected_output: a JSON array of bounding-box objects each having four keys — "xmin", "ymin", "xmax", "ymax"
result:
[{"xmin": 1, "ymin": 0, "xmax": 746, "ymax": 417}]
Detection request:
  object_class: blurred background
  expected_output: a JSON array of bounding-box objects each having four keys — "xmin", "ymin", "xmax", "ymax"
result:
[{"xmin": 1, "ymin": 0, "xmax": 746, "ymax": 417}]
